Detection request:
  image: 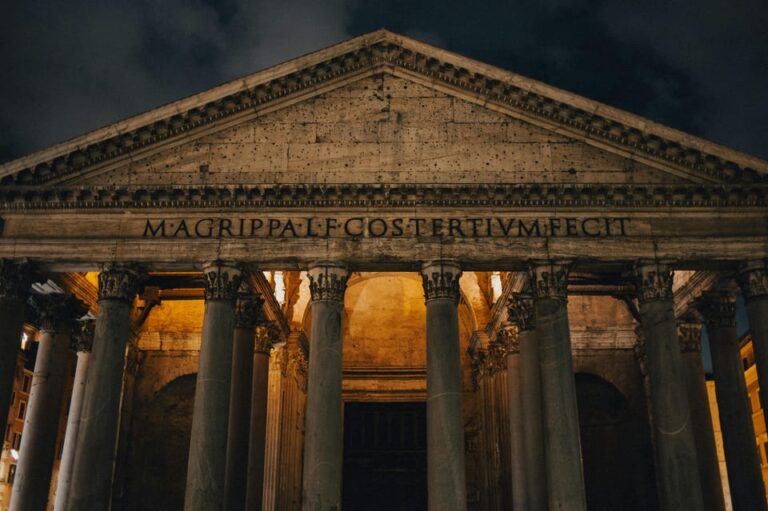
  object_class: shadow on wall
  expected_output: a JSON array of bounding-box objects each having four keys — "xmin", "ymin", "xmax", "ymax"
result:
[
  {"xmin": 123, "ymin": 373, "xmax": 196, "ymax": 511},
  {"xmin": 575, "ymin": 372, "xmax": 637, "ymax": 511}
]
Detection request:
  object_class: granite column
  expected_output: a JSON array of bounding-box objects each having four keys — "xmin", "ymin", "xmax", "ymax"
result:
[
  {"xmin": 53, "ymin": 321, "xmax": 95, "ymax": 511},
  {"xmin": 301, "ymin": 262, "xmax": 348, "ymax": 511},
  {"xmin": 67, "ymin": 264, "xmax": 143, "ymax": 511},
  {"xmin": 11, "ymin": 293, "xmax": 87, "ymax": 511},
  {"xmin": 421, "ymin": 260, "xmax": 467, "ymax": 511},
  {"xmin": 223, "ymin": 292, "xmax": 261, "ymax": 511},
  {"xmin": 502, "ymin": 325, "xmax": 527, "ymax": 510},
  {"xmin": 634, "ymin": 261, "xmax": 704, "ymax": 510},
  {"xmin": 508, "ymin": 293, "xmax": 547, "ymax": 511},
  {"xmin": 529, "ymin": 261, "xmax": 586, "ymax": 511},
  {"xmin": 676, "ymin": 321, "xmax": 725, "ymax": 511},
  {"xmin": 738, "ymin": 261, "xmax": 768, "ymax": 431},
  {"xmin": 245, "ymin": 312, "xmax": 278, "ymax": 510},
  {"xmin": 184, "ymin": 261, "xmax": 243, "ymax": 511},
  {"xmin": 697, "ymin": 291, "xmax": 767, "ymax": 510}
]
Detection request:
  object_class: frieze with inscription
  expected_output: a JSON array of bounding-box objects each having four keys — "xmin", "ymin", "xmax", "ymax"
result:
[{"xmin": 142, "ymin": 215, "xmax": 630, "ymax": 239}]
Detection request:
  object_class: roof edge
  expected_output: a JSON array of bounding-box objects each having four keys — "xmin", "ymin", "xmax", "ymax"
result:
[{"xmin": 2, "ymin": 28, "xmax": 766, "ymax": 182}]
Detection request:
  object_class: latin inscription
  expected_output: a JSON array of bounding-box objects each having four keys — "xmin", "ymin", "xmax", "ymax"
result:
[{"xmin": 143, "ymin": 216, "xmax": 630, "ymax": 239}]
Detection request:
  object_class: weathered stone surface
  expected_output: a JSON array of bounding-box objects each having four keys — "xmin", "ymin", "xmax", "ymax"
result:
[{"xmin": 67, "ymin": 75, "xmax": 676, "ymax": 188}]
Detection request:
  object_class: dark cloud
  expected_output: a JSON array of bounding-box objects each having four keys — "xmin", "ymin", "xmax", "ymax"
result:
[{"xmin": 1, "ymin": 0, "xmax": 766, "ymax": 163}]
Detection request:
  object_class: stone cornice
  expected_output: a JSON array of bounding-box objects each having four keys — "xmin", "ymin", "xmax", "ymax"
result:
[
  {"xmin": 1, "ymin": 31, "xmax": 765, "ymax": 187},
  {"xmin": 1, "ymin": 183, "xmax": 764, "ymax": 211}
]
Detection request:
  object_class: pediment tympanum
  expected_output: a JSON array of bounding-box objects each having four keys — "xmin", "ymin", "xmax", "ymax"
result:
[{"xmin": 0, "ymin": 30, "xmax": 765, "ymax": 271}]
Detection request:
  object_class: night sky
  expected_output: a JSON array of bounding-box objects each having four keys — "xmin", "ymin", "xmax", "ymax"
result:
[{"xmin": 1, "ymin": 0, "xmax": 766, "ymax": 164}]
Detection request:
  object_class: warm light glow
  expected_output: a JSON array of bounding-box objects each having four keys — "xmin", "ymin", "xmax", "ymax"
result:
[
  {"xmin": 262, "ymin": 270, "xmax": 273, "ymax": 285},
  {"xmin": 20, "ymin": 332, "xmax": 28, "ymax": 349},
  {"xmin": 491, "ymin": 272, "xmax": 503, "ymax": 303},
  {"xmin": 10, "ymin": 449, "xmax": 19, "ymax": 461},
  {"xmin": 274, "ymin": 271, "xmax": 286, "ymax": 306}
]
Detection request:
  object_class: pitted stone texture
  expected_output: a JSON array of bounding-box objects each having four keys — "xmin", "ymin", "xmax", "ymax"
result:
[{"xmin": 72, "ymin": 75, "xmax": 673, "ymax": 187}]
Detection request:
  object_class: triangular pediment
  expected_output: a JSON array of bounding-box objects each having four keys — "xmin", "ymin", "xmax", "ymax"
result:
[{"xmin": 1, "ymin": 29, "xmax": 766, "ymax": 189}]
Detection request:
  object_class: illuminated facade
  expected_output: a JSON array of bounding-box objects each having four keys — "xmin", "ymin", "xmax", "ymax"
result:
[{"xmin": 0, "ymin": 30, "xmax": 767, "ymax": 511}]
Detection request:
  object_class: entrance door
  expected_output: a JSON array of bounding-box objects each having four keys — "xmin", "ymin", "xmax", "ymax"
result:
[{"xmin": 342, "ymin": 402, "xmax": 427, "ymax": 510}]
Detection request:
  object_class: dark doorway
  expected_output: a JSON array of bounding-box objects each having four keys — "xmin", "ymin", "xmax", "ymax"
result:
[
  {"xmin": 575, "ymin": 373, "xmax": 636, "ymax": 510},
  {"xmin": 342, "ymin": 401, "xmax": 427, "ymax": 511}
]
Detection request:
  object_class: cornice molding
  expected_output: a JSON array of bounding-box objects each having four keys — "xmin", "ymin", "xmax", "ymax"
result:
[
  {"xmin": 2, "ymin": 183, "xmax": 764, "ymax": 211},
  {"xmin": 1, "ymin": 35, "xmax": 766, "ymax": 187}
]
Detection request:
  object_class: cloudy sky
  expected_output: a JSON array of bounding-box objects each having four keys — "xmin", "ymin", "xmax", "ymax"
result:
[{"xmin": 1, "ymin": 0, "xmax": 766, "ymax": 163}]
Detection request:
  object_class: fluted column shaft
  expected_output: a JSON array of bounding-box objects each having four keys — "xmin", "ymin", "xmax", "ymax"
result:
[
  {"xmin": 185, "ymin": 262, "xmax": 243, "ymax": 511},
  {"xmin": 738, "ymin": 261, "xmax": 768, "ymax": 432},
  {"xmin": 11, "ymin": 294, "xmax": 87, "ymax": 511},
  {"xmin": 301, "ymin": 263, "xmax": 349, "ymax": 511},
  {"xmin": 245, "ymin": 312, "xmax": 278, "ymax": 510},
  {"xmin": 634, "ymin": 261, "xmax": 704, "ymax": 510},
  {"xmin": 529, "ymin": 261, "xmax": 586, "ymax": 511},
  {"xmin": 697, "ymin": 291, "xmax": 767, "ymax": 510},
  {"xmin": 421, "ymin": 260, "xmax": 467, "ymax": 511},
  {"xmin": 224, "ymin": 294, "xmax": 260, "ymax": 511},
  {"xmin": 509, "ymin": 294, "xmax": 547, "ymax": 511},
  {"xmin": 676, "ymin": 322, "xmax": 725, "ymax": 511},
  {"xmin": 0, "ymin": 260, "xmax": 34, "ymax": 431},
  {"xmin": 68, "ymin": 264, "xmax": 143, "ymax": 511},
  {"xmin": 53, "ymin": 322, "xmax": 95, "ymax": 511}
]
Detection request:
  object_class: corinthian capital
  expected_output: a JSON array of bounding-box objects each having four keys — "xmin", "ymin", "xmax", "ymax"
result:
[
  {"xmin": 98, "ymin": 263, "xmax": 145, "ymax": 302},
  {"xmin": 30, "ymin": 293, "xmax": 88, "ymax": 332},
  {"xmin": 420, "ymin": 260, "xmax": 462, "ymax": 303},
  {"xmin": 0, "ymin": 259, "xmax": 38, "ymax": 301},
  {"xmin": 676, "ymin": 322, "xmax": 703, "ymax": 353},
  {"xmin": 634, "ymin": 260, "xmax": 673, "ymax": 304},
  {"xmin": 235, "ymin": 292, "xmax": 265, "ymax": 330},
  {"xmin": 738, "ymin": 260, "xmax": 768, "ymax": 299},
  {"xmin": 529, "ymin": 260, "xmax": 570, "ymax": 301},
  {"xmin": 254, "ymin": 317, "xmax": 280, "ymax": 354},
  {"xmin": 72, "ymin": 320, "xmax": 95, "ymax": 352},
  {"xmin": 695, "ymin": 291, "xmax": 736, "ymax": 330},
  {"xmin": 508, "ymin": 293, "xmax": 535, "ymax": 331},
  {"xmin": 203, "ymin": 261, "xmax": 243, "ymax": 301},
  {"xmin": 307, "ymin": 263, "xmax": 349, "ymax": 302}
]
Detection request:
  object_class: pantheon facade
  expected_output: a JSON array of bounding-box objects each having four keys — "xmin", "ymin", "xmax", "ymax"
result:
[{"xmin": 0, "ymin": 30, "xmax": 767, "ymax": 511}]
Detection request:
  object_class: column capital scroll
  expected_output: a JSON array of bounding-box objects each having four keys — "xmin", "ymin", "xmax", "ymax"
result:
[
  {"xmin": 98, "ymin": 263, "xmax": 145, "ymax": 303},
  {"xmin": 738, "ymin": 260, "xmax": 768, "ymax": 299},
  {"xmin": 634, "ymin": 260, "xmax": 674, "ymax": 304},
  {"xmin": 695, "ymin": 291, "xmax": 737, "ymax": 331},
  {"xmin": 234, "ymin": 292, "xmax": 265, "ymax": 330},
  {"xmin": 676, "ymin": 321, "xmax": 703, "ymax": 353},
  {"xmin": 71, "ymin": 320, "xmax": 95, "ymax": 352},
  {"xmin": 500, "ymin": 325, "xmax": 520, "ymax": 354},
  {"xmin": 529, "ymin": 260, "xmax": 570, "ymax": 301},
  {"xmin": 30, "ymin": 293, "xmax": 88, "ymax": 332},
  {"xmin": 202, "ymin": 261, "xmax": 244, "ymax": 302},
  {"xmin": 254, "ymin": 319, "xmax": 280, "ymax": 355},
  {"xmin": 420, "ymin": 260, "xmax": 462, "ymax": 303},
  {"xmin": 487, "ymin": 339, "xmax": 508, "ymax": 374},
  {"xmin": 508, "ymin": 293, "xmax": 536, "ymax": 331},
  {"xmin": 307, "ymin": 263, "xmax": 349, "ymax": 302}
]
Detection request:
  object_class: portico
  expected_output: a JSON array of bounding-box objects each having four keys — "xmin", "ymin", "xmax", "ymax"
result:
[{"xmin": 0, "ymin": 29, "xmax": 766, "ymax": 511}]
